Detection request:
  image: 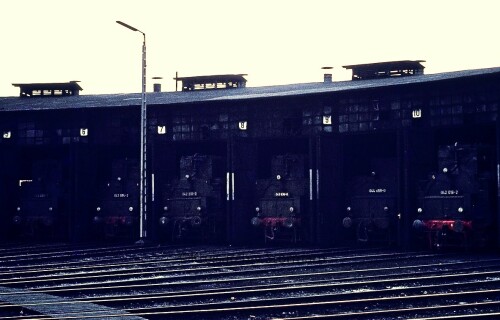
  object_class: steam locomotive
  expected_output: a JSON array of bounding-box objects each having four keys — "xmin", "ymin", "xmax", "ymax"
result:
[
  {"xmin": 92, "ymin": 158, "xmax": 140, "ymax": 238},
  {"xmin": 342, "ymin": 158, "xmax": 398, "ymax": 244},
  {"xmin": 412, "ymin": 144, "xmax": 494, "ymax": 249},
  {"xmin": 251, "ymin": 154, "xmax": 308, "ymax": 243},
  {"xmin": 158, "ymin": 154, "xmax": 224, "ymax": 241},
  {"xmin": 12, "ymin": 160, "xmax": 64, "ymax": 239}
]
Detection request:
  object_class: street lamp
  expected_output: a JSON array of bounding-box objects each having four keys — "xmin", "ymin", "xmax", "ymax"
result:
[{"xmin": 116, "ymin": 20, "xmax": 147, "ymax": 243}]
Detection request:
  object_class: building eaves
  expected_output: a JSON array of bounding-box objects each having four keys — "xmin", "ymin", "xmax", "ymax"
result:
[{"xmin": 1, "ymin": 66, "xmax": 500, "ymax": 112}]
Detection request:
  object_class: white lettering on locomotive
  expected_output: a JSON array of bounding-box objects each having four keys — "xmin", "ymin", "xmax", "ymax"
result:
[
  {"xmin": 182, "ymin": 191, "xmax": 198, "ymax": 197},
  {"xmin": 369, "ymin": 188, "xmax": 386, "ymax": 193},
  {"xmin": 113, "ymin": 193, "xmax": 129, "ymax": 198},
  {"xmin": 275, "ymin": 192, "xmax": 289, "ymax": 197},
  {"xmin": 440, "ymin": 190, "xmax": 459, "ymax": 195}
]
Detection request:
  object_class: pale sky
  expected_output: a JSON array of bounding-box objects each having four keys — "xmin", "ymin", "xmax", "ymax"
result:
[{"xmin": 1, "ymin": 0, "xmax": 500, "ymax": 97}]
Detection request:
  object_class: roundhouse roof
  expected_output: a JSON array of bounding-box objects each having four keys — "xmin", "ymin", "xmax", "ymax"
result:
[{"xmin": 1, "ymin": 67, "xmax": 500, "ymax": 112}]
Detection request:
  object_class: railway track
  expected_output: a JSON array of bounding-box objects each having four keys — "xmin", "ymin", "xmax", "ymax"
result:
[{"xmin": 0, "ymin": 243, "xmax": 498, "ymax": 319}]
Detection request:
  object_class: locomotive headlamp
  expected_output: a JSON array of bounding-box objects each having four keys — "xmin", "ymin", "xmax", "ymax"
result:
[
  {"xmin": 452, "ymin": 220, "xmax": 464, "ymax": 233},
  {"xmin": 289, "ymin": 206, "xmax": 294, "ymax": 213},
  {"xmin": 255, "ymin": 207, "xmax": 260, "ymax": 212},
  {"xmin": 417, "ymin": 207, "xmax": 423, "ymax": 213},
  {"xmin": 276, "ymin": 175, "xmax": 281, "ymax": 180},
  {"xmin": 96, "ymin": 207, "xmax": 101, "ymax": 212},
  {"xmin": 458, "ymin": 207, "xmax": 464, "ymax": 213},
  {"xmin": 251, "ymin": 217, "xmax": 262, "ymax": 226},
  {"xmin": 196, "ymin": 206, "xmax": 202, "ymax": 211},
  {"xmin": 191, "ymin": 216, "xmax": 202, "ymax": 226},
  {"xmin": 48, "ymin": 207, "xmax": 53, "ymax": 212},
  {"xmin": 124, "ymin": 216, "xmax": 133, "ymax": 226},
  {"xmin": 117, "ymin": 177, "xmax": 122, "ymax": 181},
  {"xmin": 16, "ymin": 207, "xmax": 21, "ymax": 212},
  {"xmin": 159, "ymin": 216, "xmax": 168, "ymax": 225},
  {"xmin": 283, "ymin": 218, "xmax": 294, "ymax": 228},
  {"xmin": 185, "ymin": 174, "xmax": 190, "ymax": 180},
  {"xmin": 163, "ymin": 206, "xmax": 168, "ymax": 211},
  {"xmin": 346, "ymin": 206, "xmax": 351, "ymax": 212},
  {"xmin": 342, "ymin": 217, "xmax": 353, "ymax": 228},
  {"xmin": 129, "ymin": 206, "xmax": 134, "ymax": 212},
  {"xmin": 413, "ymin": 219, "xmax": 424, "ymax": 230},
  {"xmin": 383, "ymin": 206, "xmax": 389, "ymax": 212},
  {"xmin": 43, "ymin": 218, "xmax": 53, "ymax": 226},
  {"xmin": 443, "ymin": 168, "xmax": 448, "ymax": 173}
]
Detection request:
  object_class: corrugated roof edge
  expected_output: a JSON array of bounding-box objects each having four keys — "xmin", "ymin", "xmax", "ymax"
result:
[
  {"xmin": 208, "ymin": 67, "xmax": 500, "ymax": 101},
  {"xmin": 1, "ymin": 66, "xmax": 500, "ymax": 111}
]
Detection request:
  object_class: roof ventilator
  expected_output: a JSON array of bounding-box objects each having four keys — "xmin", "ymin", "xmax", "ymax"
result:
[
  {"xmin": 12, "ymin": 81, "xmax": 83, "ymax": 98},
  {"xmin": 173, "ymin": 74, "xmax": 247, "ymax": 92},
  {"xmin": 343, "ymin": 60, "xmax": 425, "ymax": 80}
]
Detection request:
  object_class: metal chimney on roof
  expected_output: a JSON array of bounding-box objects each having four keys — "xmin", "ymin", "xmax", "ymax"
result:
[
  {"xmin": 322, "ymin": 67, "xmax": 333, "ymax": 83},
  {"xmin": 152, "ymin": 76, "xmax": 162, "ymax": 92}
]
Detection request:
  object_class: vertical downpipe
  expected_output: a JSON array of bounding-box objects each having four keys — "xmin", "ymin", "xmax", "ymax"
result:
[
  {"xmin": 231, "ymin": 172, "xmax": 235, "ymax": 201},
  {"xmin": 226, "ymin": 172, "xmax": 230, "ymax": 201},
  {"xmin": 316, "ymin": 165, "xmax": 320, "ymax": 244},
  {"xmin": 151, "ymin": 173, "xmax": 155, "ymax": 202},
  {"xmin": 497, "ymin": 114, "xmax": 500, "ymax": 247},
  {"xmin": 314, "ymin": 135, "xmax": 320, "ymax": 244},
  {"xmin": 497, "ymin": 163, "xmax": 500, "ymax": 246},
  {"xmin": 397, "ymin": 128, "xmax": 404, "ymax": 248},
  {"xmin": 402, "ymin": 128, "xmax": 411, "ymax": 249},
  {"xmin": 497, "ymin": 163, "xmax": 500, "ymax": 195},
  {"xmin": 305, "ymin": 135, "xmax": 317, "ymax": 244},
  {"xmin": 309, "ymin": 169, "xmax": 313, "ymax": 201},
  {"xmin": 316, "ymin": 169, "xmax": 320, "ymax": 201},
  {"xmin": 226, "ymin": 139, "xmax": 233, "ymax": 243}
]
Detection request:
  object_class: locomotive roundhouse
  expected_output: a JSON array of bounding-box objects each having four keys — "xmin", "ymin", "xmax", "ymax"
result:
[{"xmin": 1, "ymin": 61, "xmax": 500, "ymax": 249}]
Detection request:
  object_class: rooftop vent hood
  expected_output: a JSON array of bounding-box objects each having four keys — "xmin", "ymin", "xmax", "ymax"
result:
[
  {"xmin": 343, "ymin": 60, "xmax": 425, "ymax": 80},
  {"xmin": 173, "ymin": 74, "xmax": 247, "ymax": 92},
  {"xmin": 12, "ymin": 81, "xmax": 82, "ymax": 98}
]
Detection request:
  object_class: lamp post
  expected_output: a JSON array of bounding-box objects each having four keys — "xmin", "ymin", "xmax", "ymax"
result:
[{"xmin": 116, "ymin": 20, "xmax": 147, "ymax": 243}]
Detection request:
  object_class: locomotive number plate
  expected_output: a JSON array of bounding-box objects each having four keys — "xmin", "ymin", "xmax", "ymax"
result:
[
  {"xmin": 34, "ymin": 193, "xmax": 48, "ymax": 198},
  {"xmin": 182, "ymin": 191, "xmax": 198, "ymax": 197},
  {"xmin": 369, "ymin": 188, "xmax": 386, "ymax": 193},
  {"xmin": 275, "ymin": 192, "xmax": 289, "ymax": 197},
  {"xmin": 440, "ymin": 190, "xmax": 459, "ymax": 195},
  {"xmin": 114, "ymin": 193, "xmax": 129, "ymax": 198}
]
